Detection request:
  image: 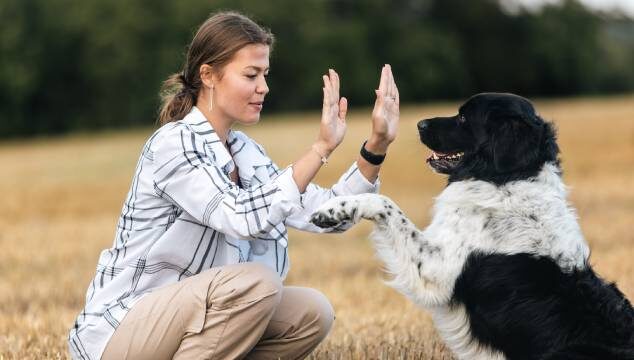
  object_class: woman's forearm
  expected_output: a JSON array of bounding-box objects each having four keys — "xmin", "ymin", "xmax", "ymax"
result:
[
  {"xmin": 291, "ymin": 141, "xmax": 332, "ymax": 193},
  {"xmin": 357, "ymin": 136, "xmax": 389, "ymax": 184}
]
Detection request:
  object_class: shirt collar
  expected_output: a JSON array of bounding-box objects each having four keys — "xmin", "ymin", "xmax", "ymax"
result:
[{"xmin": 182, "ymin": 106, "xmax": 271, "ymax": 179}]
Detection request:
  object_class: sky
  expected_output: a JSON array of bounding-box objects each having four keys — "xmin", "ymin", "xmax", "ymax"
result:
[{"xmin": 506, "ymin": 0, "xmax": 634, "ymax": 16}]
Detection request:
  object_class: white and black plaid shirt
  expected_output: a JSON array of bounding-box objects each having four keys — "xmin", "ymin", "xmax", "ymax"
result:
[{"xmin": 68, "ymin": 106, "xmax": 380, "ymax": 359}]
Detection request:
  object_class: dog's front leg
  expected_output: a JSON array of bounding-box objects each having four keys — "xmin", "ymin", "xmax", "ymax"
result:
[{"xmin": 310, "ymin": 194, "xmax": 452, "ymax": 307}]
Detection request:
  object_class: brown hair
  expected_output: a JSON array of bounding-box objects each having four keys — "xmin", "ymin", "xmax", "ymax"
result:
[{"xmin": 158, "ymin": 11, "xmax": 274, "ymax": 125}]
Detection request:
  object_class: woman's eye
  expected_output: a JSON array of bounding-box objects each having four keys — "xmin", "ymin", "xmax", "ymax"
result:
[{"xmin": 458, "ymin": 115, "xmax": 466, "ymax": 123}]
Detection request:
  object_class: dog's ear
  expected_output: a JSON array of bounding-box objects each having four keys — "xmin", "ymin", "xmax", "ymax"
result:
[{"xmin": 488, "ymin": 110, "xmax": 543, "ymax": 173}]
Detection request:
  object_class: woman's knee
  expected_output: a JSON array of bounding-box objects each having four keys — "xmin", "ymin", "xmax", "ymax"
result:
[
  {"xmin": 212, "ymin": 262, "xmax": 283, "ymax": 308},
  {"xmin": 295, "ymin": 288, "xmax": 335, "ymax": 341},
  {"xmin": 239, "ymin": 262, "xmax": 284, "ymax": 296}
]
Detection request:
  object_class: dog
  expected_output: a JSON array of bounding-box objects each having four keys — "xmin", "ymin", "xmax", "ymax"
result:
[{"xmin": 310, "ymin": 93, "xmax": 634, "ymax": 359}]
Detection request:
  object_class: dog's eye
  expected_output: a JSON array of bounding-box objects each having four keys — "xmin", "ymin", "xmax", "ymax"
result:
[{"xmin": 458, "ymin": 115, "xmax": 467, "ymax": 124}]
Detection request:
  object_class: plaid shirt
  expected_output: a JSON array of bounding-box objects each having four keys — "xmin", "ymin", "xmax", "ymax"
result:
[{"xmin": 68, "ymin": 106, "xmax": 380, "ymax": 360}]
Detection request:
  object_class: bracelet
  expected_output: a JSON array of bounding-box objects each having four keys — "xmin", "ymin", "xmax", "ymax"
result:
[
  {"xmin": 360, "ymin": 140, "xmax": 386, "ymax": 165},
  {"xmin": 312, "ymin": 144, "xmax": 329, "ymax": 165}
]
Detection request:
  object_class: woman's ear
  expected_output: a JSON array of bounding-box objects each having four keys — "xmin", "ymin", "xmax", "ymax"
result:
[{"xmin": 199, "ymin": 64, "xmax": 215, "ymax": 88}]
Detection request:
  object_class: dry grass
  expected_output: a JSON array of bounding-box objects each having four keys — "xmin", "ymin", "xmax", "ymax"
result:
[{"xmin": 0, "ymin": 95, "xmax": 632, "ymax": 359}]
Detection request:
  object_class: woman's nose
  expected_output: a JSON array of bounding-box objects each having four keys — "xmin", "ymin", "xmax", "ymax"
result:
[{"xmin": 257, "ymin": 77, "xmax": 269, "ymax": 95}]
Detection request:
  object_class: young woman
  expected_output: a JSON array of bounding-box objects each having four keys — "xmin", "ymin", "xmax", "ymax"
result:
[{"xmin": 69, "ymin": 11, "xmax": 399, "ymax": 360}]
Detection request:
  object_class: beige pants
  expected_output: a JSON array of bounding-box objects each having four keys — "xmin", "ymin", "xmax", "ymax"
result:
[{"xmin": 101, "ymin": 262, "xmax": 334, "ymax": 360}]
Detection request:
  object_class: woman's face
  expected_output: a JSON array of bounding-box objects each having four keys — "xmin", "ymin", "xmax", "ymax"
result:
[{"xmin": 212, "ymin": 44, "xmax": 270, "ymax": 126}]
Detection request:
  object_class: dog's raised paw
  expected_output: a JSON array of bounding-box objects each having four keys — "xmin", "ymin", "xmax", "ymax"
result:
[
  {"xmin": 309, "ymin": 211, "xmax": 343, "ymax": 228},
  {"xmin": 310, "ymin": 197, "xmax": 359, "ymax": 228}
]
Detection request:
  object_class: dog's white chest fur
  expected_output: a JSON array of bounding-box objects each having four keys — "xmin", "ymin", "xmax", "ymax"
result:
[{"xmin": 428, "ymin": 163, "xmax": 588, "ymax": 271}]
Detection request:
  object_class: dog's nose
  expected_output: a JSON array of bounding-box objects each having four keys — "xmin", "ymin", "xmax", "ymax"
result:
[{"xmin": 417, "ymin": 120, "xmax": 430, "ymax": 132}]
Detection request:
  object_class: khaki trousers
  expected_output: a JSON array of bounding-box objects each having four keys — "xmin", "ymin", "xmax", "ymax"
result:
[{"xmin": 101, "ymin": 262, "xmax": 334, "ymax": 360}]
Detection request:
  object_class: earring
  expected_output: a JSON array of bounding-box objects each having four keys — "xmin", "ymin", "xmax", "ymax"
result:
[{"xmin": 209, "ymin": 85, "xmax": 214, "ymax": 112}]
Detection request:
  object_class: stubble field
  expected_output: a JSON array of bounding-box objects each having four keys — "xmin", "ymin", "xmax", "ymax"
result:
[{"xmin": 1, "ymin": 95, "xmax": 632, "ymax": 359}]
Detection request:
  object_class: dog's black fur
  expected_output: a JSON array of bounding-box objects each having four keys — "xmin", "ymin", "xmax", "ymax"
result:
[
  {"xmin": 419, "ymin": 93, "xmax": 634, "ymax": 359},
  {"xmin": 456, "ymin": 253, "xmax": 634, "ymax": 359},
  {"xmin": 418, "ymin": 93, "xmax": 559, "ymax": 185}
]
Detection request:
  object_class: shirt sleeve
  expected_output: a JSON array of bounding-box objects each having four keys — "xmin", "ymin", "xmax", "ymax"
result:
[
  {"xmin": 151, "ymin": 126, "xmax": 302, "ymax": 240},
  {"xmin": 284, "ymin": 161, "xmax": 381, "ymax": 233}
]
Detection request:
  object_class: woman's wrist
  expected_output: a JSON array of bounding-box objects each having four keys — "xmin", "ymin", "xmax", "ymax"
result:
[
  {"xmin": 365, "ymin": 136, "xmax": 390, "ymax": 155},
  {"xmin": 313, "ymin": 140, "xmax": 334, "ymax": 159}
]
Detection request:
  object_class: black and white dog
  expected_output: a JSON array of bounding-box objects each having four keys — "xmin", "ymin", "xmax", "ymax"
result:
[{"xmin": 311, "ymin": 93, "xmax": 634, "ymax": 359}]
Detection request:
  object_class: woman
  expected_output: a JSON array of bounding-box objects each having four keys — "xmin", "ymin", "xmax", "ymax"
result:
[{"xmin": 69, "ymin": 11, "xmax": 399, "ymax": 360}]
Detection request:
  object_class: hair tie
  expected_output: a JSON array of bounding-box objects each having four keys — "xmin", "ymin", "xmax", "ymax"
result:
[
  {"xmin": 177, "ymin": 72, "xmax": 197, "ymax": 97},
  {"xmin": 178, "ymin": 73, "xmax": 190, "ymax": 87}
]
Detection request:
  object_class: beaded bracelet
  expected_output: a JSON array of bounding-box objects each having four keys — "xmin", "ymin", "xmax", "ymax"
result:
[{"xmin": 312, "ymin": 144, "xmax": 329, "ymax": 165}]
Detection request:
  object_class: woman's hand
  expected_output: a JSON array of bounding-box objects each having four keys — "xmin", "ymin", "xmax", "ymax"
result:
[
  {"xmin": 315, "ymin": 69, "xmax": 348, "ymax": 156},
  {"xmin": 292, "ymin": 70, "xmax": 347, "ymax": 193},
  {"xmin": 367, "ymin": 64, "xmax": 399, "ymax": 154}
]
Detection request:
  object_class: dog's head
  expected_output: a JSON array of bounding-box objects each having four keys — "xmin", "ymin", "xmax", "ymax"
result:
[{"xmin": 417, "ymin": 93, "xmax": 559, "ymax": 184}]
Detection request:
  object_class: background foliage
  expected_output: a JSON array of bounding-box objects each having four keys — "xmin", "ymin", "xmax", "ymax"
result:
[{"xmin": 1, "ymin": 0, "xmax": 633, "ymax": 137}]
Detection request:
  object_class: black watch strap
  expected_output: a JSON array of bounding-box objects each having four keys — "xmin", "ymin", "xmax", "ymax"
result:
[{"xmin": 360, "ymin": 140, "xmax": 386, "ymax": 165}]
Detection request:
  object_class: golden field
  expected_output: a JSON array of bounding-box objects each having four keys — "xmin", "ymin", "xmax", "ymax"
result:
[{"xmin": 0, "ymin": 95, "xmax": 633, "ymax": 359}]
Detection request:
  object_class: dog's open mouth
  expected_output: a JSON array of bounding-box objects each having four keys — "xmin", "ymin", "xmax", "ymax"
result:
[{"xmin": 427, "ymin": 151, "xmax": 464, "ymax": 173}]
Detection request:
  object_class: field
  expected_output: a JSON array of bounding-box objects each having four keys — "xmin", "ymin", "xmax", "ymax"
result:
[{"xmin": 1, "ymin": 95, "xmax": 632, "ymax": 359}]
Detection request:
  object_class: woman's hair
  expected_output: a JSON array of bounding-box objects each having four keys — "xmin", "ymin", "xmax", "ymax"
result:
[{"xmin": 158, "ymin": 11, "xmax": 274, "ymax": 125}]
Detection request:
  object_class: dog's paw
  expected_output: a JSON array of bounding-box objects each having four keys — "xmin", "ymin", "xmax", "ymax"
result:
[{"xmin": 310, "ymin": 196, "xmax": 360, "ymax": 228}]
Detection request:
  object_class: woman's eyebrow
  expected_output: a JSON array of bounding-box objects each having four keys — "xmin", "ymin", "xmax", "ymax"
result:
[{"xmin": 244, "ymin": 65, "xmax": 270, "ymax": 72}]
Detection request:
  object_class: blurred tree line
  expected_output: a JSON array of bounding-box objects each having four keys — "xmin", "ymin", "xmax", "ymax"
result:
[{"xmin": 1, "ymin": 0, "xmax": 633, "ymax": 137}]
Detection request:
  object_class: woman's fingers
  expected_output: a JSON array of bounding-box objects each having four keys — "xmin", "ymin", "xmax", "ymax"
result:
[
  {"xmin": 324, "ymin": 70, "xmax": 344, "ymax": 105},
  {"xmin": 323, "ymin": 74, "xmax": 332, "ymax": 103},
  {"xmin": 383, "ymin": 64, "xmax": 400, "ymax": 108},
  {"xmin": 322, "ymin": 75, "xmax": 329, "ymax": 108},
  {"xmin": 374, "ymin": 89, "xmax": 385, "ymax": 110},
  {"xmin": 377, "ymin": 64, "xmax": 400, "ymax": 106},
  {"xmin": 339, "ymin": 97, "xmax": 348, "ymax": 121},
  {"xmin": 392, "ymin": 84, "xmax": 400, "ymax": 107},
  {"xmin": 378, "ymin": 65, "xmax": 388, "ymax": 95},
  {"xmin": 322, "ymin": 69, "xmax": 347, "ymax": 127},
  {"xmin": 330, "ymin": 69, "xmax": 340, "ymax": 104},
  {"xmin": 329, "ymin": 69, "xmax": 338, "ymax": 93},
  {"xmin": 322, "ymin": 86, "xmax": 329, "ymax": 114},
  {"xmin": 322, "ymin": 74, "xmax": 333, "ymax": 124},
  {"xmin": 388, "ymin": 65, "xmax": 396, "ymax": 98},
  {"xmin": 384, "ymin": 65, "xmax": 391, "ymax": 96}
]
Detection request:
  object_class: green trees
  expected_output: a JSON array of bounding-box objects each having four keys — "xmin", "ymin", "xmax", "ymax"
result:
[{"xmin": 0, "ymin": 0, "xmax": 632, "ymax": 137}]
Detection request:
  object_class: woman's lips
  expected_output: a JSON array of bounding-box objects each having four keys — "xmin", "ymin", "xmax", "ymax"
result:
[{"xmin": 249, "ymin": 101, "xmax": 263, "ymax": 111}]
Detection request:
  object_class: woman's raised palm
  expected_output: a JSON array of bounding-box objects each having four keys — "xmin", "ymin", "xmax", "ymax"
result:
[{"xmin": 318, "ymin": 69, "xmax": 347, "ymax": 151}]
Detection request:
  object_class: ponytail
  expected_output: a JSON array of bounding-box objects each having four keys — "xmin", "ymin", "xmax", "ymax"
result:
[{"xmin": 158, "ymin": 72, "xmax": 197, "ymax": 125}]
